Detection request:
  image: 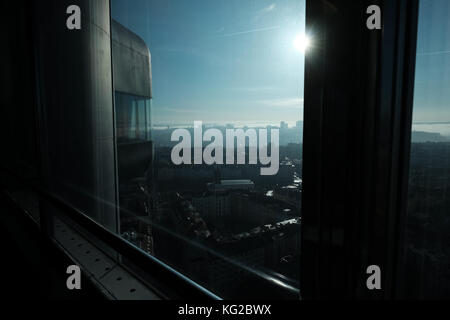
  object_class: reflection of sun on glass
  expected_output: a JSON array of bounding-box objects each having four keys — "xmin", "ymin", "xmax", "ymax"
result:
[{"xmin": 293, "ymin": 33, "xmax": 310, "ymax": 53}]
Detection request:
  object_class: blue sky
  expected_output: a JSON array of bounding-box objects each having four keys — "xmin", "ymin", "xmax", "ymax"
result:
[
  {"xmin": 111, "ymin": 0, "xmax": 306, "ymax": 125},
  {"xmin": 112, "ymin": 0, "xmax": 450, "ymax": 131},
  {"xmin": 413, "ymin": 0, "xmax": 450, "ymax": 123}
]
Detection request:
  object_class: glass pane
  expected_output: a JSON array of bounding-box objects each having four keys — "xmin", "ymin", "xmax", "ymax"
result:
[
  {"xmin": 112, "ymin": 0, "xmax": 306, "ymax": 299},
  {"xmin": 404, "ymin": 0, "xmax": 450, "ymax": 298}
]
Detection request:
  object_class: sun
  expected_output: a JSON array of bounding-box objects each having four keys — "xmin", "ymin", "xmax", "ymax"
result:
[{"xmin": 293, "ymin": 33, "xmax": 311, "ymax": 53}]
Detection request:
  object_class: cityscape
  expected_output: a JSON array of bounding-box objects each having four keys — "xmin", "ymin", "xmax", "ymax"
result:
[
  {"xmin": 109, "ymin": 0, "xmax": 450, "ymax": 299},
  {"xmin": 119, "ymin": 121, "xmax": 303, "ymax": 298}
]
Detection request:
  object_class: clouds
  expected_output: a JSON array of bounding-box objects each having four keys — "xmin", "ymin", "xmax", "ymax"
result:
[
  {"xmin": 152, "ymin": 97, "xmax": 304, "ymax": 124},
  {"xmin": 252, "ymin": 3, "xmax": 277, "ymax": 24},
  {"xmin": 261, "ymin": 3, "xmax": 277, "ymax": 13},
  {"xmin": 211, "ymin": 25, "xmax": 280, "ymax": 39},
  {"xmin": 227, "ymin": 86, "xmax": 278, "ymax": 93},
  {"xmin": 256, "ymin": 98, "xmax": 304, "ymax": 109}
]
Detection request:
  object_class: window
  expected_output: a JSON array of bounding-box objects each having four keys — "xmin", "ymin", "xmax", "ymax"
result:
[
  {"xmin": 115, "ymin": 92, "xmax": 152, "ymax": 143},
  {"xmin": 403, "ymin": 0, "xmax": 450, "ymax": 298},
  {"xmin": 111, "ymin": 0, "xmax": 305, "ymax": 299},
  {"xmin": 6, "ymin": 0, "xmax": 450, "ymax": 301}
]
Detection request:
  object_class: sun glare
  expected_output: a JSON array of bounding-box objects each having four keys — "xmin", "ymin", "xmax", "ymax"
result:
[{"xmin": 293, "ymin": 33, "xmax": 310, "ymax": 53}]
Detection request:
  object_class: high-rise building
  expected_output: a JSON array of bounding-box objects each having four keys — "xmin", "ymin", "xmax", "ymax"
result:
[{"xmin": 111, "ymin": 20, "xmax": 154, "ymax": 237}]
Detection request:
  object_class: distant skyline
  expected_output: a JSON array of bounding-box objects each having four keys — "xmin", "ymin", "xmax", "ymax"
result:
[{"xmin": 111, "ymin": 0, "xmax": 305, "ymax": 124}]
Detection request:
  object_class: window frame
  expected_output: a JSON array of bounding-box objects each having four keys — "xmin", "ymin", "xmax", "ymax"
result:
[{"xmin": 301, "ymin": 0, "xmax": 419, "ymax": 299}]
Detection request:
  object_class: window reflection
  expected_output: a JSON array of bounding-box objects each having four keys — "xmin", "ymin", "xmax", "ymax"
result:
[
  {"xmin": 115, "ymin": 92, "xmax": 152, "ymax": 143},
  {"xmin": 404, "ymin": 0, "xmax": 450, "ymax": 298},
  {"xmin": 111, "ymin": 0, "xmax": 305, "ymax": 299}
]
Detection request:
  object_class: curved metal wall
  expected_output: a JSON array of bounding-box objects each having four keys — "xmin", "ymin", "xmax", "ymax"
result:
[
  {"xmin": 112, "ymin": 20, "xmax": 152, "ymax": 99},
  {"xmin": 33, "ymin": 0, "xmax": 117, "ymax": 232}
]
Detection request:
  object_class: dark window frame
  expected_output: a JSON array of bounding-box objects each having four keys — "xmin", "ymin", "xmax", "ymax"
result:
[{"xmin": 301, "ymin": 0, "xmax": 419, "ymax": 299}]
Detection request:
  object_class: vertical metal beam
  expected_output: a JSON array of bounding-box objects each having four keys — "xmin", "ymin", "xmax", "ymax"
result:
[
  {"xmin": 302, "ymin": 0, "xmax": 419, "ymax": 299},
  {"xmin": 32, "ymin": 0, "xmax": 118, "ymax": 233}
]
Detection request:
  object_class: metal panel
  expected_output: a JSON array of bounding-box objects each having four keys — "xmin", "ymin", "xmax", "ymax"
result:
[
  {"xmin": 112, "ymin": 20, "xmax": 152, "ymax": 98},
  {"xmin": 32, "ymin": 0, "xmax": 118, "ymax": 232},
  {"xmin": 53, "ymin": 217, "xmax": 160, "ymax": 300}
]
